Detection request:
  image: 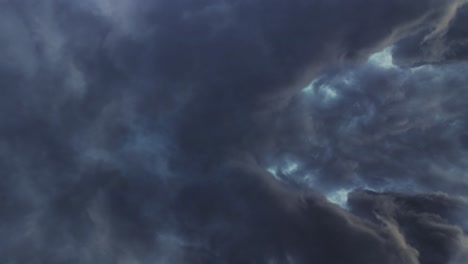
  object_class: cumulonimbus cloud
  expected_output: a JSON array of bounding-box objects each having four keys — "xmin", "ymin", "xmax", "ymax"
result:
[{"xmin": 1, "ymin": 0, "xmax": 468, "ymax": 263}]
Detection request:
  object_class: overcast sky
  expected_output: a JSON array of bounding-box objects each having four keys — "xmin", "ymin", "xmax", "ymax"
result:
[{"xmin": 1, "ymin": 0, "xmax": 468, "ymax": 263}]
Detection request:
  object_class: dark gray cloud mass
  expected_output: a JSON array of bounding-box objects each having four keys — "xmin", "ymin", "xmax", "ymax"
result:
[
  {"xmin": 1, "ymin": 0, "xmax": 468, "ymax": 263},
  {"xmin": 349, "ymin": 190, "xmax": 468, "ymax": 264},
  {"xmin": 393, "ymin": 3, "xmax": 468, "ymax": 66}
]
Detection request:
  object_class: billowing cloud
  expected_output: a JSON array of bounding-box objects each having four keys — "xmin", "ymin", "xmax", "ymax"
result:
[
  {"xmin": 272, "ymin": 59, "xmax": 468, "ymax": 196},
  {"xmin": 349, "ymin": 190, "xmax": 468, "ymax": 264},
  {"xmin": 393, "ymin": 2, "xmax": 468, "ymax": 66},
  {"xmin": 1, "ymin": 0, "xmax": 468, "ymax": 263}
]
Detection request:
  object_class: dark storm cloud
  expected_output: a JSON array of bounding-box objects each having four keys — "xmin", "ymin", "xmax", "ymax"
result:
[
  {"xmin": 349, "ymin": 190, "xmax": 468, "ymax": 264},
  {"xmin": 0, "ymin": 155, "xmax": 424, "ymax": 263},
  {"xmin": 142, "ymin": 0, "xmax": 468, "ymax": 162},
  {"xmin": 1, "ymin": 0, "xmax": 468, "ymax": 263},
  {"xmin": 271, "ymin": 60, "xmax": 468, "ymax": 195},
  {"xmin": 393, "ymin": 2, "xmax": 468, "ymax": 66}
]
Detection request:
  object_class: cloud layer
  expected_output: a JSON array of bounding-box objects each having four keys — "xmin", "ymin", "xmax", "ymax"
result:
[{"xmin": 1, "ymin": 0, "xmax": 468, "ymax": 263}]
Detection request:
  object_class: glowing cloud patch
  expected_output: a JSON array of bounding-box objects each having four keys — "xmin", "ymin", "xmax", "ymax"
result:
[
  {"xmin": 368, "ymin": 47, "xmax": 395, "ymax": 69},
  {"xmin": 326, "ymin": 189, "xmax": 353, "ymax": 209},
  {"xmin": 267, "ymin": 161, "xmax": 300, "ymax": 181}
]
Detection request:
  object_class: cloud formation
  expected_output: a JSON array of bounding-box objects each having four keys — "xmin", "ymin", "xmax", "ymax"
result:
[
  {"xmin": 1, "ymin": 0, "xmax": 468, "ymax": 263},
  {"xmin": 349, "ymin": 190, "xmax": 468, "ymax": 264},
  {"xmin": 393, "ymin": 2, "xmax": 468, "ymax": 66}
]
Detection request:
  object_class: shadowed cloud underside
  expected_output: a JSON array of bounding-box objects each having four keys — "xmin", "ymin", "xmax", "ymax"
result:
[{"xmin": 1, "ymin": 0, "xmax": 468, "ymax": 263}]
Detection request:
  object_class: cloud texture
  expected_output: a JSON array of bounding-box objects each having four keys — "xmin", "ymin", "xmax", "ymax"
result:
[{"xmin": 1, "ymin": 0, "xmax": 468, "ymax": 263}]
